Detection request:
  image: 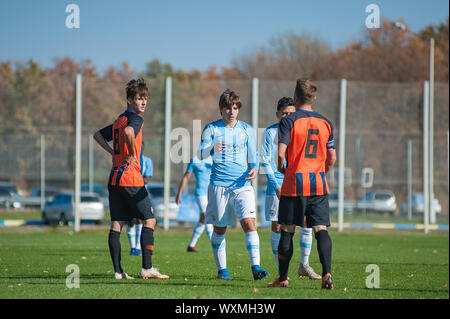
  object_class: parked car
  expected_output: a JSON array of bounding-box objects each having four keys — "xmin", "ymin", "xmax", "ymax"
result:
[
  {"xmin": 328, "ymin": 191, "xmax": 355, "ymax": 214},
  {"xmin": 81, "ymin": 183, "xmax": 109, "ymax": 208},
  {"xmin": 0, "ymin": 182, "xmax": 22, "ymax": 209},
  {"xmin": 42, "ymin": 192, "xmax": 105, "ymax": 225},
  {"xmin": 146, "ymin": 182, "xmax": 179, "ymax": 221},
  {"xmin": 31, "ymin": 187, "xmax": 60, "ymax": 199},
  {"xmin": 356, "ymin": 190, "xmax": 397, "ymax": 214},
  {"xmin": 16, "ymin": 187, "xmax": 62, "ymax": 207},
  {"xmin": 401, "ymin": 193, "xmax": 442, "ymax": 215}
]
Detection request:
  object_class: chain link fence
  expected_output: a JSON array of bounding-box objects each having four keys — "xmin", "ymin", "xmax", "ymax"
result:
[{"xmin": 0, "ymin": 76, "xmax": 448, "ymax": 224}]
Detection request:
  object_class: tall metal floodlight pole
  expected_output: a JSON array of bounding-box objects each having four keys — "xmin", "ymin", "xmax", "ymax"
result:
[
  {"xmin": 429, "ymin": 38, "xmax": 435, "ymax": 224},
  {"xmin": 423, "ymin": 81, "xmax": 429, "ymax": 234},
  {"xmin": 338, "ymin": 79, "xmax": 347, "ymax": 232},
  {"xmin": 40, "ymin": 135, "xmax": 45, "ymax": 211},
  {"xmin": 163, "ymin": 76, "xmax": 172, "ymax": 231},
  {"xmin": 252, "ymin": 78, "xmax": 259, "ymax": 224},
  {"xmin": 75, "ymin": 74, "xmax": 82, "ymax": 232}
]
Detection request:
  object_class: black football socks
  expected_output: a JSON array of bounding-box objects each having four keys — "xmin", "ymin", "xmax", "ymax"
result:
[
  {"xmin": 108, "ymin": 230, "xmax": 123, "ymax": 274},
  {"xmin": 141, "ymin": 226, "xmax": 154, "ymax": 269},
  {"xmin": 278, "ymin": 230, "xmax": 294, "ymax": 282},
  {"xmin": 315, "ymin": 229, "xmax": 332, "ymax": 276}
]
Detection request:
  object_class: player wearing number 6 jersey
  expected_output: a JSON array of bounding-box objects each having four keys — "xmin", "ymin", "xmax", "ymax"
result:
[
  {"xmin": 268, "ymin": 79, "xmax": 336, "ymax": 289},
  {"xmin": 261, "ymin": 97, "xmax": 321, "ymax": 280}
]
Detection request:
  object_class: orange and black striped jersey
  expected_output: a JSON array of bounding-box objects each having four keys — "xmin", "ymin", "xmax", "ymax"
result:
[
  {"xmin": 99, "ymin": 110, "xmax": 145, "ymax": 187},
  {"xmin": 278, "ymin": 110, "xmax": 335, "ymax": 197}
]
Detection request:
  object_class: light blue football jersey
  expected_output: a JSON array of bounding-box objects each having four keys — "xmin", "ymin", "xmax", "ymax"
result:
[
  {"xmin": 198, "ymin": 119, "xmax": 258, "ymax": 188},
  {"xmin": 260, "ymin": 123, "xmax": 284, "ymax": 196},
  {"xmin": 186, "ymin": 156, "xmax": 212, "ymax": 196},
  {"xmin": 141, "ymin": 155, "xmax": 153, "ymax": 179}
]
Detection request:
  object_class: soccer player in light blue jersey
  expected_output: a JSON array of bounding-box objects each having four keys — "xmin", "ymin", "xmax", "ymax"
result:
[
  {"xmin": 198, "ymin": 89, "xmax": 267, "ymax": 281},
  {"xmin": 176, "ymin": 156, "xmax": 214, "ymax": 252},
  {"xmin": 261, "ymin": 97, "xmax": 321, "ymax": 280},
  {"xmin": 127, "ymin": 141, "xmax": 153, "ymax": 256}
]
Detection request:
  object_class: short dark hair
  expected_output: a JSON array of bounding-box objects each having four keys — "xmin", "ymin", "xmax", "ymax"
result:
[
  {"xmin": 126, "ymin": 78, "xmax": 149, "ymax": 102},
  {"xmin": 219, "ymin": 89, "xmax": 242, "ymax": 109},
  {"xmin": 294, "ymin": 79, "xmax": 317, "ymax": 106},
  {"xmin": 277, "ymin": 97, "xmax": 294, "ymax": 111}
]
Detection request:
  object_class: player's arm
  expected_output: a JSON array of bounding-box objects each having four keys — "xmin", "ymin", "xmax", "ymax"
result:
[
  {"xmin": 325, "ymin": 149, "xmax": 336, "ymax": 173},
  {"xmin": 143, "ymin": 158, "xmax": 153, "ymax": 184},
  {"xmin": 121, "ymin": 126, "xmax": 138, "ymax": 169},
  {"xmin": 246, "ymin": 126, "xmax": 258, "ymax": 181},
  {"xmin": 198, "ymin": 125, "xmax": 216, "ymax": 160},
  {"xmin": 122, "ymin": 115, "xmax": 143, "ymax": 169},
  {"xmin": 261, "ymin": 129, "xmax": 282, "ymax": 193},
  {"xmin": 94, "ymin": 125, "xmax": 114, "ymax": 156},
  {"xmin": 176, "ymin": 172, "xmax": 192, "ymax": 204},
  {"xmin": 325, "ymin": 123, "xmax": 336, "ymax": 173},
  {"xmin": 277, "ymin": 116, "xmax": 293, "ymax": 176},
  {"xmin": 277, "ymin": 143, "xmax": 288, "ymax": 175}
]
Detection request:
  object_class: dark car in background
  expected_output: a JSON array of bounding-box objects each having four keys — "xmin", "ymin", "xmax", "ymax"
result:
[
  {"xmin": 31, "ymin": 187, "xmax": 60, "ymax": 199},
  {"xmin": 328, "ymin": 191, "xmax": 355, "ymax": 214},
  {"xmin": 0, "ymin": 182, "xmax": 22, "ymax": 209}
]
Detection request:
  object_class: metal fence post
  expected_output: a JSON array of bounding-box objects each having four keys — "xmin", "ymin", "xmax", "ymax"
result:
[
  {"xmin": 338, "ymin": 79, "xmax": 347, "ymax": 232},
  {"xmin": 74, "ymin": 74, "xmax": 82, "ymax": 232},
  {"xmin": 407, "ymin": 139, "xmax": 412, "ymax": 220},
  {"xmin": 163, "ymin": 76, "xmax": 172, "ymax": 231},
  {"xmin": 423, "ymin": 81, "xmax": 429, "ymax": 234},
  {"xmin": 89, "ymin": 134, "xmax": 94, "ymax": 193},
  {"xmin": 429, "ymin": 38, "xmax": 435, "ymax": 224},
  {"xmin": 40, "ymin": 134, "xmax": 45, "ymax": 211}
]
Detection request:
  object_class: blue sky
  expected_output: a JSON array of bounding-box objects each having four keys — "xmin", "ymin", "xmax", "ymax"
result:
[{"xmin": 0, "ymin": 0, "xmax": 448, "ymax": 74}]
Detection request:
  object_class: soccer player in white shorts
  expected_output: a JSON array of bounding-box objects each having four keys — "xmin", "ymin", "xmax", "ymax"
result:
[
  {"xmin": 199, "ymin": 89, "xmax": 268, "ymax": 281},
  {"xmin": 176, "ymin": 156, "xmax": 214, "ymax": 252},
  {"xmin": 261, "ymin": 97, "xmax": 321, "ymax": 280}
]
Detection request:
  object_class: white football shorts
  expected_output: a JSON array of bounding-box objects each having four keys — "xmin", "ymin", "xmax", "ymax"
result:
[
  {"xmin": 196, "ymin": 195, "xmax": 208, "ymax": 213},
  {"xmin": 206, "ymin": 184, "xmax": 256, "ymax": 227},
  {"xmin": 265, "ymin": 195, "xmax": 279, "ymax": 222}
]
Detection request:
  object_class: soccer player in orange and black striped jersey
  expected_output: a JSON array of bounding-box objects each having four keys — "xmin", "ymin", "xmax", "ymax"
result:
[
  {"xmin": 267, "ymin": 79, "xmax": 336, "ymax": 290},
  {"xmin": 94, "ymin": 78, "xmax": 169, "ymax": 280}
]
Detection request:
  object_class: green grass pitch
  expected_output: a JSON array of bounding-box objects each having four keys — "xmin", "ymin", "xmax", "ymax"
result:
[{"xmin": 0, "ymin": 226, "xmax": 448, "ymax": 299}]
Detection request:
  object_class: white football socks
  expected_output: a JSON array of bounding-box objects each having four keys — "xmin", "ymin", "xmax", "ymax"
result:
[
  {"xmin": 189, "ymin": 222, "xmax": 205, "ymax": 247},
  {"xmin": 127, "ymin": 224, "xmax": 136, "ymax": 249},
  {"xmin": 135, "ymin": 223, "xmax": 143, "ymax": 250},
  {"xmin": 270, "ymin": 231, "xmax": 281, "ymax": 268},
  {"xmin": 300, "ymin": 227, "xmax": 312, "ymax": 265},
  {"xmin": 211, "ymin": 232, "xmax": 227, "ymax": 270},
  {"xmin": 205, "ymin": 224, "xmax": 214, "ymax": 242},
  {"xmin": 245, "ymin": 231, "xmax": 260, "ymax": 267}
]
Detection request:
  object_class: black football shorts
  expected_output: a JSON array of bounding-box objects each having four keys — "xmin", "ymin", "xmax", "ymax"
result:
[
  {"xmin": 108, "ymin": 185, "xmax": 154, "ymax": 222},
  {"xmin": 278, "ymin": 194, "xmax": 330, "ymax": 227}
]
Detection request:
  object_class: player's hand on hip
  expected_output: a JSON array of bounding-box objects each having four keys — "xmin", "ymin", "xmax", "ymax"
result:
[
  {"xmin": 276, "ymin": 187, "xmax": 282, "ymax": 200},
  {"xmin": 213, "ymin": 142, "xmax": 226, "ymax": 153},
  {"xmin": 245, "ymin": 168, "xmax": 257, "ymax": 181},
  {"xmin": 120, "ymin": 155, "xmax": 138, "ymax": 170}
]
